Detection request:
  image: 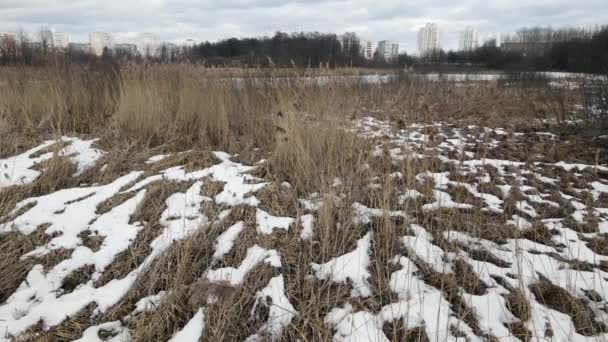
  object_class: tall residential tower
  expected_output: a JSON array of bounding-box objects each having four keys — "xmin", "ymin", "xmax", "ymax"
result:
[
  {"xmin": 89, "ymin": 32, "xmax": 113, "ymax": 56},
  {"xmin": 417, "ymin": 23, "xmax": 441, "ymax": 57},
  {"xmin": 377, "ymin": 40, "xmax": 399, "ymax": 62},
  {"xmin": 459, "ymin": 26, "xmax": 479, "ymax": 51}
]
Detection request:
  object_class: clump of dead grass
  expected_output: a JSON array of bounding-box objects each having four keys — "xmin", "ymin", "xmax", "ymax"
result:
[{"xmin": 529, "ymin": 281, "xmax": 606, "ymax": 335}]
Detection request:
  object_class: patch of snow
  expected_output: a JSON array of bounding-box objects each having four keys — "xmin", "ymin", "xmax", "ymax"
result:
[
  {"xmin": 325, "ymin": 306, "xmax": 388, "ymax": 342},
  {"xmin": 256, "ymin": 208, "xmax": 295, "ymax": 235},
  {"xmin": 351, "ymin": 202, "xmax": 405, "ymax": 226},
  {"xmin": 245, "ymin": 275, "xmax": 297, "ymax": 341},
  {"xmin": 213, "ymin": 221, "xmax": 245, "ymax": 260},
  {"xmin": 145, "ymin": 154, "xmax": 170, "ymax": 164},
  {"xmin": 73, "ymin": 321, "xmax": 130, "ymax": 342},
  {"xmin": 398, "ymin": 190, "xmax": 423, "ymax": 204},
  {"xmin": 148, "ymin": 181, "xmax": 210, "ymax": 262},
  {"xmin": 516, "ymin": 201, "xmax": 538, "ymax": 218},
  {"xmin": 168, "ymin": 308, "xmax": 205, "ymax": 342},
  {"xmin": 0, "ymin": 137, "xmax": 104, "ymax": 188},
  {"xmin": 508, "ymin": 215, "xmax": 533, "ymax": 230},
  {"xmin": 403, "ymin": 225, "xmax": 454, "ymax": 273},
  {"xmin": 125, "ymin": 151, "xmax": 267, "ymax": 207},
  {"xmin": 422, "ymin": 190, "xmax": 473, "ymax": 211},
  {"xmin": 206, "ymin": 245, "xmax": 282, "ymax": 286},
  {"xmin": 299, "ymin": 214, "xmax": 315, "ymax": 241},
  {"xmin": 132, "ymin": 291, "xmax": 167, "ymax": 315},
  {"xmin": 311, "ymin": 232, "xmax": 372, "ymax": 297}
]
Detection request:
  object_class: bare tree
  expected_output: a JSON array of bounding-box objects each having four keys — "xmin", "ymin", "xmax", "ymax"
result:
[{"xmin": 38, "ymin": 25, "xmax": 53, "ymax": 55}]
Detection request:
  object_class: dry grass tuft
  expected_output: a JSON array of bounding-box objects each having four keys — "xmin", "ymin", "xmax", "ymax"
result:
[
  {"xmin": 505, "ymin": 288, "xmax": 531, "ymax": 322},
  {"xmin": 529, "ymin": 281, "xmax": 606, "ymax": 335},
  {"xmin": 0, "ymin": 226, "xmax": 49, "ymax": 303}
]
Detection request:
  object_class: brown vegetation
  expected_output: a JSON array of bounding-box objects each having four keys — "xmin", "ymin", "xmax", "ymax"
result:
[{"xmin": 0, "ymin": 63, "xmax": 606, "ymax": 341}]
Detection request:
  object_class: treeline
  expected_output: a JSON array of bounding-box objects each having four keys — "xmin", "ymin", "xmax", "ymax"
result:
[
  {"xmin": 191, "ymin": 32, "xmax": 359, "ymax": 67},
  {"xmin": 1, "ymin": 26, "xmax": 607, "ymax": 73},
  {"xmin": 189, "ymin": 32, "xmax": 416, "ymax": 67},
  {"xmin": 0, "ymin": 31, "xmax": 409, "ymax": 68},
  {"xmin": 422, "ymin": 26, "xmax": 608, "ymax": 73}
]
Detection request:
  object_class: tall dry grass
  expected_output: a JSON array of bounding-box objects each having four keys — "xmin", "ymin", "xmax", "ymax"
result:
[{"xmin": 0, "ymin": 63, "xmax": 596, "ymax": 341}]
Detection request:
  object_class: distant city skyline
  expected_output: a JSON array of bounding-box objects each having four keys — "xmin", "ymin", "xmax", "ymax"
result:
[{"xmin": 1, "ymin": 0, "xmax": 606, "ymax": 54}]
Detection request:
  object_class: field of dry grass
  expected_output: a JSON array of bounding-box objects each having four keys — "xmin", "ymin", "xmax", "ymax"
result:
[{"xmin": 0, "ymin": 64, "xmax": 607, "ymax": 341}]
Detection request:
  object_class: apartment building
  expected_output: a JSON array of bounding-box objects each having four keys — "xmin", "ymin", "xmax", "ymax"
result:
[
  {"xmin": 459, "ymin": 26, "xmax": 479, "ymax": 51},
  {"xmin": 377, "ymin": 40, "xmax": 399, "ymax": 62},
  {"xmin": 89, "ymin": 32, "xmax": 113, "ymax": 56},
  {"xmin": 417, "ymin": 22, "xmax": 441, "ymax": 56}
]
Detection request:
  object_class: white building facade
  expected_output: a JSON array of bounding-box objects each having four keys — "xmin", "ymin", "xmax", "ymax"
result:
[
  {"xmin": 89, "ymin": 32, "xmax": 114, "ymax": 56},
  {"xmin": 52, "ymin": 30, "xmax": 70, "ymax": 49},
  {"xmin": 417, "ymin": 23, "xmax": 441, "ymax": 57},
  {"xmin": 377, "ymin": 40, "xmax": 399, "ymax": 62},
  {"xmin": 359, "ymin": 40, "xmax": 375, "ymax": 60},
  {"xmin": 138, "ymin": 33, "xmax": 160, "ymax": 57},
  {"xmin": 459, "ymin": 26, "xmax": 479, "ymax": 51}
]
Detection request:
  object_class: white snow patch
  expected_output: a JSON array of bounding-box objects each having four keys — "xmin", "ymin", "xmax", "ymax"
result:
[
  {"xmin": 73, "ymin": 321, "xmax": 130, "ymax": 342},
  {"xmin": 132, "ymin": 291, "xmax": 167, "ymax": 315},
  {"xmin": 245, "ymin": 275, "xmax": 297, "ymax": 341},
  {"xmin": 213, "ymin": 221, "xmax": 245, "ymax": 260},
  {"xmin": 299, "ymin": 214, "xmax": 315, "ymax": 241},
  {"xmin": 422, "ymin": 190, "xmax": 473, "ymax": 211},
  {"xmin": 351, "ymin": 202, "xmax": 405, "ymax": 226},
  {"xmin": 145, "ymin": 154, "xmax": 170, "ymax": 164},
  {"xmin": 168, "ymin": 308, "xmax": 205, "ymax": 342},
  {"xmin": 206, "ymin": 245, "xmax": 282, "ymax": 286},
  {"xmin": 256, "ymin": 208, "xmax": 295, "ymax": 234},
  {"xmin": 325, "ymin": 305, "xmax": 388, "ymax": 342},
  {"xmin": 311, "ymin": 232, "xmax": 372, "ymax": 297},
  {"xmin": 0, "ymin": 137, "xmax": 104, "ymax": 188}
]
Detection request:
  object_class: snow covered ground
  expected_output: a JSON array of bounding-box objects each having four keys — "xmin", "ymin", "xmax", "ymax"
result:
[{"xmin": 1, "ymin": 118, "xmax": 608, "ymax": 341}]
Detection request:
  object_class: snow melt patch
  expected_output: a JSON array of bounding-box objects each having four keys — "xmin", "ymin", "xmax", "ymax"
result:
[
  {"xmin": 145, "ymin": 154, "xmax": 171, "ymax": 164},
  {"xmin": 132, "ymin": 291, "xmax": 168, "ymax": 315},
  {"xmin": 206, "ymin": 245, "xmax": 282, "ymax": 286},
  {"xmin": 213, "ymin": 221, "xmax": 245, "ymax": 260},
  {"xmin": 0, "ymin": 151, "xmax": 269, "ymax": 338},
  {"xmin": 256, "ymin": 208, "xmax": 295, "ymax": 234},
  {"xmin": 422, "ymin": 190, "xmax": 473, "ymax": 211},
  {"xmin": 168, "ymin": 308, "xmax": 205, "ymax": 342},
  {"xmin": 73, "ymin": 321, "xmax": 130, "ymax": 342},
  {"xmin": 351, "ymin": 202, "xmax": 405, "ymax": 226},
  {"xmin": 146, "ymin": 181, "xmax": 210, "ymax": 262},
  {"xmin": 0, "ymin": 190, "xmax": 146, "ymax": 337},
  {"xmin": 245, "ymin": 275, "xmax": 297, "ymax": 341},
  {"xmin": 299, "ymin": 214, "xmax": 315, "ymax": 240},
  {"xmin": 311, "ymin": 232, "xmax": 372, "ymax": 297},
  {"xmin": 378, "ymin": 255, "xmax": 479, "ymax": 341},
  {"xmin": 126, "ymin": 151, "xmax": 267, "ymax": 207},
  {"xmin": 325, "ymin": 305, "xmax": 388, "ymax": 342},
  {"xmin": 0, "ymin": 137, "xmax": 104, "ymax": 188}
]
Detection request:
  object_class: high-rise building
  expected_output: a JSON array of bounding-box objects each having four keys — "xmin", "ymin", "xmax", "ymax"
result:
[
  {"xmin": 138, "ymin": 33, "xmax": 160, "ymax": 57},
  {"xmin": 459, "ymin": 26, "xmax": 478, "ymax": 51},
  {"xmin": 1, "ymin": 32, "xmax": 17, "ymax": 40},
  {"xmin": 0, "ymin": 32, "xmax": 18, "ymax": 55},
  {"xmin": 89, "ymin": 32, "xmax": 114, "ymax": 56},
  {"xmin": 359, "ymin": 40, "xmax": 375, "ymax": 60},
  {"xmin": 52, "ymin": 30, "xmax": 69, "ymax": 49},
  {"xmin": 340, "ymin": 32, "xmax": 360, "ymax": 54},
  {"xmin": 417, "ymin": 23, "xmax": 441, "ymax": 57},
  {"xmin": 377, "ymin": 40, "xmax": 399, "ymax": 62}
]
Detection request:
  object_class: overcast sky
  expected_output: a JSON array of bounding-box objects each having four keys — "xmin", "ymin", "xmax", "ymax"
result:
[{"xmin": 1, "ymin": 0, "xmax": 607, "ymax": 53}]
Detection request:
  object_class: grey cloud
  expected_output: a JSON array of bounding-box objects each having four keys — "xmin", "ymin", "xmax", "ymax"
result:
[{"xmin": 0, "ymin": 0, "xmax": 606, "ymax": 53}]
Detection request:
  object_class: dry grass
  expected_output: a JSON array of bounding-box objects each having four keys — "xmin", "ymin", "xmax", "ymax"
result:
[{"xmin": 0, "ymin": 64, "xmax": 604, "ymax": 341}]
